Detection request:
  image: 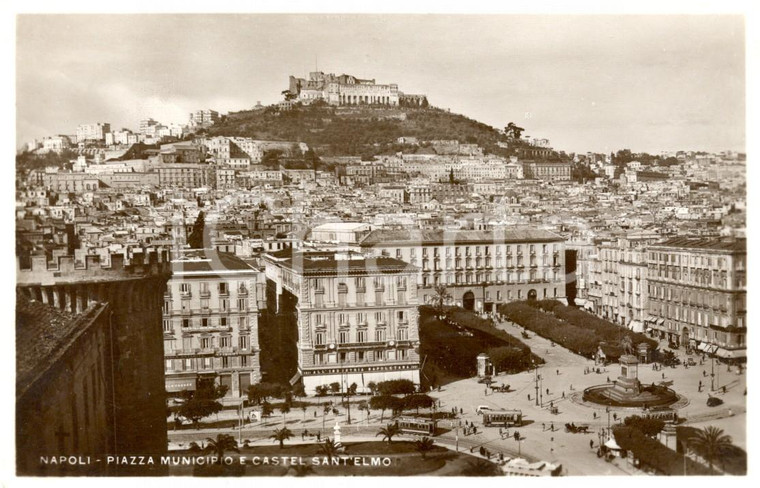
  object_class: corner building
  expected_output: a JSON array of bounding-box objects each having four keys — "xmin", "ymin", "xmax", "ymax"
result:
[
  {"xmin": 163, "ymin": 250, "xmax": 266, "ymax": 399},
  {"xmin": 264, "ymin": 251, "xmax": 420, "ymax": 396},
  {"xmin": 360, "ymin": 228, "xmax": 567, "ymax": 312},
  {"xmin": 646, "ymin": 237, "xmax": 746, "ymax": 360}
]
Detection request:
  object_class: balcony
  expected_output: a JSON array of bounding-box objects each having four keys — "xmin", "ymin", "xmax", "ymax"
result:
[
  {"xmin": 200, "ymin": 290, "xmax": 211, "ymax": 298},
  {"xmin": 180, "ymin": 291, "xmax": 192, "ymax": 299},
  {"xmin": 237, "ymin": 288, "xmax": 248, "ymax": 296},
  {"xmin": 218, "ymin": 290, "xmax": 229, "ymax": 297},
  {"xmin": 200, "ymin": 308, "xmax": 211, "ymax": 315}
]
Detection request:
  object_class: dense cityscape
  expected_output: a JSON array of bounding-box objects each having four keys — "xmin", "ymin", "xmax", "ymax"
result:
[{"xmin": 15, "ymin": 24, "xmax": 747, "ymax": 478}]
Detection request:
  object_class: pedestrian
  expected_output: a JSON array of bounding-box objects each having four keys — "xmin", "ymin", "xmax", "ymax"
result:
[
  {"xmin": 528, "ymin": 394, "xmax": 531, "ymax": 401},
  {"xmin": 514, "ymin": 431, "xmax": 519, "ymax": 440},
  {"xmin": 460, "ymin": 408, "xmax": 463, "ymax": 415},
  {"xmin": 550, "ymin": 401, "xmax": 554, "ymax": 409},
  {"xmin": 723, "ymin": 386, "xmax": 727, "ymax": 394},
  {"xmin": 562, "ymin": 391, "xmax": 565, "ymax": 399},
  {"xmin": 546, "ymin": 388, "xmax": 549, "ymax": 395},
  {"xmin": 542, "ymin": 422, "xmax": 545, "ymax": 431},
  {"xmin": 314, "ymin": 411, "xmax": 317, "ymax": 418},
  {"xmin": 590, "ymin": 439, "xmax": 594, "ymax": 449},
  {"xmin": 301, "ymin": 431, "xmax": 305, "ymax": 441},
  {"xmin": 607, "ymin": 376, "xmax": 610, "ymax": 383},
  {"xmin": 593, "ymin": 412, "xmax": 597, "ymax": 419},
  {"xmin": 557, "ymin": 369, "xmax": 560, "ymax": 375},
  {"xmin": 550, "ymin": 422, "xmax": 554, "ymax": 432},
  {"xmin": 499, "ymin": 427, "xmax": 503, "ymax": 437},
  {"xmin": 474, "ymin": 426, "xmax": 478, "ymax": 434},
  {"xmin": 662, "ymin": 372, "xmax": 665, "ymax": 379},
  {"xmin": 317, "ymin": 432, "xmax": 321, "ymax": 442},
  {"xmin": 613, "ymin": 413, "xmax": 617, "ymax": 421}
]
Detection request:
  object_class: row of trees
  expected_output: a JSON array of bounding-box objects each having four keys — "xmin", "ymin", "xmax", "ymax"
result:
[{"xmin": 499, "ymin": 300, "xmax": 657, "ymax": 359}]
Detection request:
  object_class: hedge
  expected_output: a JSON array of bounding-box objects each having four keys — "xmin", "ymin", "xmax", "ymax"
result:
[
  {"xmin": 613, "ymin": 426, "xmax": 713, "ymax": 475},
  {"xmin": 498, "ymin": 300, "xmax": 658, "ymax": 360}
]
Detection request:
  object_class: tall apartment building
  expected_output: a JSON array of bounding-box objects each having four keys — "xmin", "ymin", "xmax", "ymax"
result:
[
  {"xmin": 189, "ymin": 109, "xmax": 220, "ymax": 127},
  {"xmin": 597, "ymin": 238, "xmax": 651, "ymax": 332},
  {"xmin": 76, "ymin": 123, "xmax": 111, "ymax": 143},
  {"xmin": 360, "ymin": 228, "xmax": 566, "ymax": 313},
  {"xmin": 522, "ymin": 161, "xmax": 571, "ymax": 181},
  {"xmin": 163, "ymin": 250, "xmax": 266, "ymax": 399},
  {"xmin": 263, "ymin": 250, "xmax": 420, "ymax": 395},
  {"xmin": 156, "ymin": 163, "xmax": 215, "ymax": 188},
  {"xmin": 646, "ymin": 237, "xmax": 746, "ymax": 360}
]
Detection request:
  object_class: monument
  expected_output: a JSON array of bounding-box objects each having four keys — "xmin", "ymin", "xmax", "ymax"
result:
[{"xmin": 583, "ymin": 354, "xmax": 678, "ymax": 408}]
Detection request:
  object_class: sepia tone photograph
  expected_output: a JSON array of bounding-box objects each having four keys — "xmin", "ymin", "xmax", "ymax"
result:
[{"xmin": 8, "ymin": 5, "xmax": 751, "ymax": 481}]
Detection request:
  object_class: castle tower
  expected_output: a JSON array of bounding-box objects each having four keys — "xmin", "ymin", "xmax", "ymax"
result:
[{"xmin": 17, "ymin": 247, "xmax": 172, "ymax": 474}]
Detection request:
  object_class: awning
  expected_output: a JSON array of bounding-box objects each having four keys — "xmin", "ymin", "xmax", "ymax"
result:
[
  {"xmin": 714, "ymin": 348, "xmax": 746, "ymax": 359},
  {"xmin": 657, "ymin": 318, "xmax": 665, "ymax": 325},
  {"xmin": 706, "ymin": 344, "xmax": 719, "ymax": 355},
  {"xmin": 605, "ymin": 437, "xmax": 622, "ymax": 450},
  {"xmin": 289, "ymin": 371, "xmax": 302, "ymax": 386},
  {"xmin": 166, "ymin": 375, "xmax": 197, "ymax": 393},
  {"xmin": 646, "ymin": 316, "xmax": 657, "ymax": 323},
  {"xmin": 697, "ymin": 343, "xmax": 708, "ymax": 352},
  {"xmin": 628, "ymin": 320, "xmax": 644, "ymax": 333}
]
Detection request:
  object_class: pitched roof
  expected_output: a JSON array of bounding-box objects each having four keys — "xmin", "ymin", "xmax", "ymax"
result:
[
  {"xmin": 171, "ymin": 249, "xmax": 259, "ymax": 274},
  {"xmin": 266, "ymin": 250, "xmax": 416, "ymax": 276},
  {"xmin": 16, "ymin": 294, "xmax": 108, "ymax": 398}
]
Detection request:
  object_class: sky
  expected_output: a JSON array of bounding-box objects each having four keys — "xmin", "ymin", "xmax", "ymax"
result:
[{"xmin": 16, "ymin": 14, "xmax": 746, "ymax": 154}]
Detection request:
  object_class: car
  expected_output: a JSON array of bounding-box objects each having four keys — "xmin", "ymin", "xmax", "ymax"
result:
[{"xmin": 476, "ymin": 405, "xmax": 492, "ymax": 414}]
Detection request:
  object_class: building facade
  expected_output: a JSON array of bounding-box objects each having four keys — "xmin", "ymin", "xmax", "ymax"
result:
[
  {"xmin": 287, "ymin": 72, "xmax": 404, "ymax": 106},
  {"xmin": 264, "ymin": 250, "xmax": 421, "ymax": 395},
  {"xmin": 646, "ymin": 237, "xmax": 746, "ymax": 360},
  {"xmin": 76, "ymin": 123, "xmax": 111, "ymax": 143},
  {"xmin": 163, "ymin": 250, "xmax": 266, "ymax": 399},
  {"xmin": 360, "ymin": 228, "xmax": 567, "ymax": 313}
]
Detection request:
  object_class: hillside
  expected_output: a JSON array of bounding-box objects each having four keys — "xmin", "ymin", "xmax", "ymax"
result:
[{"xmin": 206, "ymin": 102, "xmax": 517, "ymax": 158}]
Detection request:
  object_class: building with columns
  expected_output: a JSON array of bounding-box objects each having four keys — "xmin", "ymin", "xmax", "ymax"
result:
[
  {"xmin": 645, "ymin": 237, "xmax": 746, "ymax": 360},
  {"xmin": 263, "ymin": 250, "xmax": 420, "ymax": 395},
  {"xmin": 163, "ymin": 250, "xmax": 266, "ymax": 399},
  {"xmin": 287, "ymin": 71, "xmax": 427, "ymax": 107},
  {"xmin": 359, "ymin": 228, "xmax": 567, "ymax": 313},
  {"xmin": 16, "ymin": 246, "xmax": 172, "ymax": 474}
]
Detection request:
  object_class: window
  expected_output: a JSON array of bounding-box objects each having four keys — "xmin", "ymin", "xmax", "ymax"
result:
[
  {"xmin": 200, "ymin": 338, "xmax": 211, "ymax": 349},
  {"xmin": 357, "ymin": 312, "xmax": 367, "ymax": 325},
  {"xmin": 201, "ymin": 299, "xmax": 209, "ymax": 310},
  {"xmin": 339, "ymin": 313, "xmax": 348, "ymax": 325},
  {"xmin": 202, "ymin": 318, "xmax": 209, "ymax": 327},
  {"xmin": 163, "ymin": 319, "xmax": 172, "ymax": 332},
  {"xmin": 315, "ymin": 332, "xmax": 325, "ymax": 346},
  {"xmin": 220, "ymin": 317, "xmax": 227, "ymax": 327},
  {"xmin": 357, "ymin": 351, "xmax": 365, "ymax": 361},
  {"xmin": 399, "ymin": 349, "xmax": 408, "ymax": 360},
  {"xmin": 219, "ymin": 282, "xmax": 228, "ymax": 295},
  {"xmin": 339, "ymin": 330, "xmax": 349, "ymax": 344},
  {"xmin": 220, "ymin": 336, "xmax": 232, "ymax": 348},
  {"xmin": 397, "ymin": 328, "xmax": 408, "ymax": 340},
  {"xmin": 375, "ymin": 349, "xmax": 385, "ymax": 361},
  {"xmin": 339, "ymin": 352, "xmax": 347, "ymax": 362},
  {"xmin": 237, "ymin": 298, "xmax": 246, "ymax": 310},
  {"xmin": 220, "ymin": 299, "xmax": 229, "ymax": 311},
  {"xmin": 222, "ymin": 357, "xmax": 230, "ymax": 368},
  {"xmin": 241, "ymin": 355, "xmax": 248, "ymax": 367},
  {"xmin": 165, "ymin": 359, "xmax": 172, "ymax": 372},
  {"xmin": 239, "ymin": 336, "xmax": 249, "ymax": 349},
  {"xmin": 180, "ymin": 283, "xmax": 190, "ymax": 294},
  {"xmin": 375, "ymin": 312, "xmax": 385, "ymax": 324},
  {"xmin": 357, "ymin": 330, "xmax": 366, "ymax": 343},
  {"xmin": 182, "ymin": 318, "xmax": 190, "ymax": 328},
  {"xmin": 163, "ymin": 300, "xmax": 170, "ymax": 314},
  {"xmin": 397, "ymin": 310, "xmax": 406, "ymax": 323},
  {"xmin": 375, "ymin": 329, "xmax": 386, "ymax": 342},
  {"xmin": 315, "ymin": 314, "xmax": 323, "ymax": 326}
]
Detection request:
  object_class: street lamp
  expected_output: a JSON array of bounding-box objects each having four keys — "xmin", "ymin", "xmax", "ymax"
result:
[{"xmin": 533, "ymin": 363, "xmax": 540, "ymax": 407}]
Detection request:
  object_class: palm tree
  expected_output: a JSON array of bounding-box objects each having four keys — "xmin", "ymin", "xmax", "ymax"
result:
[
  {"xmin": 319, "ymin": 437, "xmax": 340, "ymax": 463},
  {"xmin": 280, "ymin": 403, "xmax": 291, "ymax": 426},
  {"xmin": 414, "ymin": 437, "xmax": 436, "ymax": 459},
  {"xmin": 462, "ymin": 459, "xmax": 497, "ymax": 476},
  {"xmin": 432, "ymin": 285, "xmax": 452, "ymax": 317},
  {"xmin": 270, "ymin": 427, "xmax": 294, "ymax": 449},
  {"xmin": 204, "ymin": 434, "xmax": 239, "ymax": 463},
  {"xmin": 376, "ymin": 423, "xmax": 401, "ymax": 444},
  {"xmin": 188, "ymin": 441, "xmax": 206, "ymax": 453},
  {"xmin": 689, "ymin": 426, "xmax": 734, "ymax": 474}
]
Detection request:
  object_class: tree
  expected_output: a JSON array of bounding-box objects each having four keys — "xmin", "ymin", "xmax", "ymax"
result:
[
  {"xmin": 623, "ymin": 415, "xmax": 665, "ymax": 437},
  {"xmin": 261, "ymin": 401, "xmax": 273, "ymax": 417},
  {"xmin": 279, "ymin": 403, "xmax": 291, "ymax": 425},
  {"xmin": 329, "ymin": 382, "xmax": 341, "ymax": 395},
  {"xmin": 367, "ymin": 381, "xmax": 378, "ymax": 396},
  {"xmin": 187, "ymin": 211, "xmax": 206, "ymax": 249},
  {"xmin": 403, "ymin": 394, "xmax": 434, "ymax": 415},
  {"xmin": 377, "ymin": 379, "xmax": 416, "ymax": 396},
  {"xmin": 462, "ymin": 459, "xmax": 497, "ymax": 476},
  {"xmin": 376, "ymin": 423, "xmax": 401, "ymax": 443},
  {"xmin": 204, "ymin": 434, "xmax": 239, "ymax": 463},
  {"xmin": 177, "ymin": 379, "xmax": 227, "ymax": 428},
  {"xmin": 432, "ymin": 285, "xmax": 452, "ymax": 317},
  {"xmin": 247, "ymin": 382, "xmax": 285, "ymax": 405},
  {"xmin": 319, "ymin": 437, "xmax": 340, "ymax": 463},
  {"xmin": 505, "ymin": 122, "xmax": 525, "ymax": 140},
  {"xmin": 270, "ymin": 427, "xmax": 294, "ymax": 449},
  {"xmin": 281, "ymin": 90, "xmax": 297, "ymax": 101},
  {"xmin": 370, "ymin": 395, "xmax": 390, "ymax": 422},
  {"xmin": 414, "ymin": 437, "xmax": 436, "ymax": 459},
  {"xmin": 689, "ymin": 426, "xmax": 734, "ymax": 474}
]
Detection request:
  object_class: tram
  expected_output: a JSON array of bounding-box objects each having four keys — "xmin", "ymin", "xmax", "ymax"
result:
[
  {"xmin": 396, "ymin": 416, "xmax": 437, "ymax": 436},
  {"xmin": 482, "ymin": 409, "xmax": 523, "ymax": 427}
]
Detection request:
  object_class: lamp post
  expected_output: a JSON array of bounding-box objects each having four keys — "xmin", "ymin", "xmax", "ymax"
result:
[
  {"xmin": 711, "ymin": 354, "xmax": 715, "ymax": 391},
  {"xmin": 534, "ymin": 363, "xmax": 540, "ymax": 407}
]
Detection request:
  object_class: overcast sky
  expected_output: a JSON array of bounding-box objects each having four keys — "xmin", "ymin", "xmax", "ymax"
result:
[{"xmin": 16, "ymin": 14, "xmax": 745, "ymax": 154}]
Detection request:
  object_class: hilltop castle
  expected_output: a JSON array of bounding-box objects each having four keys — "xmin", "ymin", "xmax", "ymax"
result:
[{"xmin": 286, "ymin": 71, "xmax": 428, "ymax": 107}]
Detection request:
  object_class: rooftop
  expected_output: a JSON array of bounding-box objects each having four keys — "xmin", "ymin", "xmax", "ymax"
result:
[
  {"xmin": 16, "ymin": 294, "xmax": 108, "ymax": 398},
  {"xmin": 652, "ymin": 237, "xmax": 746, "ymax": 252},
  {"xmin": 171, "ymin": 249, "xmax": 259, "ymax": 274},
  {"xmin": 266, "ymin": 250, "xmax": 416, "ymax": 276},
  {"xmin": 359, "ymin": 227, "xmax": 563, "ymax": 246}
]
